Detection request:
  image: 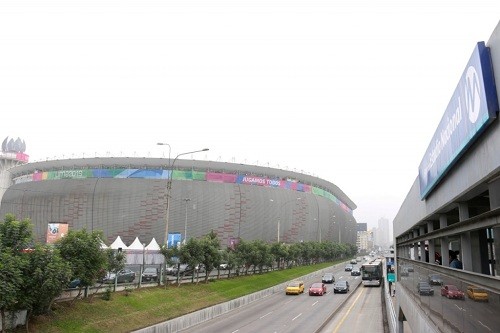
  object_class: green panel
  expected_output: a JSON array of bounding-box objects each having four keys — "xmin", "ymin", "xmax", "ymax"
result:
[
  {"xmin": 172, "ymin": 170, "xmax": 192, "ymax": 180},
  {"xmin": 387, "ymin": 273, "xmax": 395, "ymax": 282},
  {"xmin": 192, "ymin": 171, "xmax": 206, "ymax": 180}
]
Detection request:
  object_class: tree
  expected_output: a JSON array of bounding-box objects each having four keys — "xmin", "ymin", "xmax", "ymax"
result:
[
  {"xmin": 56, "ymin": 229, "xmax": 108, "ymax": 302},
  {"xmin": 0, "ymin": 213, "xmax": 32, "ymax": 252},
  {"xmin": 178, "ymin": 238, "xmax": 204, "ymax": 284},
  {"xmin": 0, "ymin": 250, "xmax": 25, "ymax": 333},
  {"xmin": 22, "ymin": 245, "xmax": 72, "ymax": 318},
  {"xmin": 198, "ymin": 231, "xmax": 221, "ymax": 283}
]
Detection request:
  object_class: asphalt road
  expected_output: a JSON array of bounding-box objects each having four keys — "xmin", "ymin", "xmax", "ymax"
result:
[{"xmin": 181, "ymin": 264, "xmax": 364, "ymax": 333}]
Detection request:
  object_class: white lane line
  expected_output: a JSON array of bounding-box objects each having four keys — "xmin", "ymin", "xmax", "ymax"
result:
[
  {"xmin": 231, "ymin": 330, "xmax": 239, "ymax": 333},
  {"xmin": 292, "ymin": 313, "xmax": 302, "ymax": 321},
  {"xmin": 312, "ymin": 301, "xmax": 319, "ymax": 306},
  {"xmin": 477, "ymin": 321, "xmax": 491, "ymax": 331},
  {"xmin": 454, "ymin": 304, "xmax": 465, "ymax": 312},
  {"xmin": 260, "ymin": 311, "xmax": 273, "ymax": 319}
]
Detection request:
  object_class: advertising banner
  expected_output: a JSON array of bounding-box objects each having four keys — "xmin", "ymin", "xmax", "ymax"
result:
[
  {"xmin": 167, "ymin": 232, "xmax": 181, "ymax": 249},
  {"xmin": 46, "ymin": 223, "xmax": 68, "ymax": 244}
]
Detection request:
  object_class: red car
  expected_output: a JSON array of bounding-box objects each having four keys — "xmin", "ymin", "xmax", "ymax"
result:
[
  {"xmin": 309, "ymin": 282, "xmax": 327, "ymax": 296},
  {"xmin": 440, "ymin": 284, "xmax": 465, "ymax": 299}
]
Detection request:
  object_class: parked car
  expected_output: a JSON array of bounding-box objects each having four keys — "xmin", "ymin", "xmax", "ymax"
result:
[
  {"xmin": 219, "ymin": 262, "xmax": 229, "ymax": 270},
  {"xmin": 344, "ymin": 264, "xmax": 353, "ymax": 272},
  {"xmin": 309, "ymin": 282, "xmax": 327, "ymax": 296},
  {"xmin": 333, "ymin": 280, "xmax": 349, "ymax": 293},
  {"xmin": 165, "ymin": 265, "xmax": 176, "ymax": 275},
  {"xmin": 102, "ymin": 268, "xmax": 136, "ymax": 283},
  {"xmin": 322, "ymin": 273, "xmax": 335, "ymax": 284},
  {"xmin": 428, "ymin": 274, "xmax": 443, "ymax": 285},
  {"xmin": 440, "ymin": 284, "xmax": 464, "ymax": 299},
  {"xmin": 285, "ymin": 281, "xmax": 305, "ymax": 295},
  {"xmin": 68, "ymin": 278, "xmax": 81, "ymax": 289},
  {"xmin": 351, "ymin": 267, "xmax": 361, "ymax": 276},
  {"xmin": 467, "ymin": 285, "xmax": 489, "ymax": 302},
  {"xmin": 417, "ymin": 281, "xmax": 434, "ymax": 295},
  {"xmin": 141, "ymin": 267, "xmax": 159, "ymax": 282}
]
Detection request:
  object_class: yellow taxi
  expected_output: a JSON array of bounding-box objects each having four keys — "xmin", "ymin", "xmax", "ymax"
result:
[
  {"xmin": 285, "ymin": 281, "xmax": 304, "ymax": 295},
  {"xmin": 467, "ymin": 285, "xmax": 489, "ymax": 302}
]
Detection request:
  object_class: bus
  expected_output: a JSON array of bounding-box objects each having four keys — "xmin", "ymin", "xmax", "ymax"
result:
[{"xmin": 361, "ymin": 258, "xmax": 383, "ymax": 287}]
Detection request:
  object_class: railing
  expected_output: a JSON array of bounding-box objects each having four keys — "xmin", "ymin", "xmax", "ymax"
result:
[{"xmin": 397, "ymin": 258, "xmax": 500, "ymax": 332}]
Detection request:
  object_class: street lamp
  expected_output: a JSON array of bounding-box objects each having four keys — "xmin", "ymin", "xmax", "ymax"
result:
[
  {"xmin": 157, "ymin": 144, "xmax": 209, "ymax": 247},
  {"xmin": 275, "ymin": 197, "xmax": 301, "ymax": 243},
  {"xmin": 183, "ymin": 198, "xmax": 191, "ymax": 244}
]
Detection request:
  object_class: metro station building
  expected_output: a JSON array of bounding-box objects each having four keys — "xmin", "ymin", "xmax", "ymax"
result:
[{"xmin": 393, "ymin": 22, "xmax": 500, "ymax": 332}]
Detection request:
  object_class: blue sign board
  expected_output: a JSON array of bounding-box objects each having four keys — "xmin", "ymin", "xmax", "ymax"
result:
[
  {"xmin": 167, "ymin": 232, "xmax": 181, "ymax": 248},
  {"xmin": 419, "ymin": 42, "xmax": 499, "ymax": 199}
]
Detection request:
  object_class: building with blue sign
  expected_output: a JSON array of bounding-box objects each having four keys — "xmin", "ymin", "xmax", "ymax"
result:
[{"xmin": 393, "ymin": 22, "xmax": 500, "ymax": 332}]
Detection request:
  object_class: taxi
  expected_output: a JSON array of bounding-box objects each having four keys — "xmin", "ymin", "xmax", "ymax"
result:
[{"xmin": 285, "ymin": 281, "xmax": 304, "ymax": 295}]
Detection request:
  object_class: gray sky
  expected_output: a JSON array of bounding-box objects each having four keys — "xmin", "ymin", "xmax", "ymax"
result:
[{"xmin": 1, "ymin": 1, "xmax": 499, "ymax": 229}]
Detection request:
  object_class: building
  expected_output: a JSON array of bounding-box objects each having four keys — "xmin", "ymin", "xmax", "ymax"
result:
[
  {"xmin": 0, "ymin": 157, "xmax": 358, "ymax": 247},
  {"xmin": 393, "ymin": 22, "xmax": 500, "ymax": 332}
]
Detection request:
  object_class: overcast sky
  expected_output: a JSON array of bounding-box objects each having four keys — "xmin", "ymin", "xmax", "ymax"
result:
[{"xmin": 1, "ymin": 1, "xmax": 499, "ymax": 229}]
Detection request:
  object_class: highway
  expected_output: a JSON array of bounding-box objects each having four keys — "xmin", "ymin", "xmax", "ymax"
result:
[
  {"xmin": 318, "ymin": 285, "xmax": 385, "ymax": 333},
  {"xmin": 181, "ymin": 263, "xmax": 368, "ymax": 333}
]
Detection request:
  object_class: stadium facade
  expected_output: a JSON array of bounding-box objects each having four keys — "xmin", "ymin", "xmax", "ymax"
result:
[{"xmin": 0, "ymin": 156, "xmax": 358, "ymax": 247}]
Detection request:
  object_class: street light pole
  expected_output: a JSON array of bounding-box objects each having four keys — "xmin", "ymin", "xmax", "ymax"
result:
[
  {"xmin": 157, "ymin": 145, "xmax": 209, "ymax": 247},
  {"xmin": 183, "ymin": 198, "xmax": 191, "ymax": 244},
  {"xmin": 276, "ymin": 197, "xmax": 301, "ymax": 243}
]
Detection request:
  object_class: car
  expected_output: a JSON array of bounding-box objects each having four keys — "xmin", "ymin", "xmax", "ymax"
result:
[
  {"xmin": 440, "ymin": 284, "xmax": 464, "ymax": 299},
  {"xmin": 344, "ymin": 264, "xmax": 353, "ymax": 272},
  {"xmin": 165, "ymin": 265, "xmax": 176, "ymax": 275},
  {"xmin": 428, "ymin": 274, "xmax": 443, "ymax": 285},
  {"xmin": 219, "ymin": 263, "xmax": 229, "ymax": 270},
  {"xmin": 467, "ymin": 285, "xmax": 489, "ymax": 302},
  {"xmin": 417, "ymin": 281, "xmax": 434, "ymax": 295},
  {"xmin": 102, "ymin": 268, "xmax": 136, "ymax": 283},
  {"xmin": 406, "ymin": 265, "xmax": 414, "ymax": 272},
  {"xmin": 333, "ymin": 280, "xmax": 350, "ymax": 293},
  {"xmin": 285, "ymin": 281, "xmax": 305, "ymax": 295},
  {"xmin": 141, "ymin": 267, "xmax": 159, "ymax": 282},
  {"xmin": 400, "ymin": 268, "xmax": 409, "ymax": 277},
  {"xmin": 68, "ymin": 278, "xmax": 81, "ymax": 289},
  {"xmin": 322, "ymin": 273, "xmax": 335, "ymax": 284},
  {"xmin": 309, "ymin": 282, "xmax": 327, "ymax": 296},
  {"xmin": 350, "ymin": 259, "xmax": 357, "ymax": 264},
  {"xmin": 350, "ymin": 267, "xmax": 360, "ymax": 276}
]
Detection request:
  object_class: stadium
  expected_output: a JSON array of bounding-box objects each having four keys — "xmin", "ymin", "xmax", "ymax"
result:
[{"xmin": 0, "ymin": 145, "xmax": 358, "ymax": 248}]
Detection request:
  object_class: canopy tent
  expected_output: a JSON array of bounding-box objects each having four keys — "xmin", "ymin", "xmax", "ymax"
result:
[
  {"xmin": 145, "ymin": 238, "xmax": 161, "ymax": 251},
  {"xmin": 109, "ymin": 236, "xmax": 128, "ymax": 250},
  {"xmin": 128, "ymin": 237, "xmax": 145, "ymax": 251}
]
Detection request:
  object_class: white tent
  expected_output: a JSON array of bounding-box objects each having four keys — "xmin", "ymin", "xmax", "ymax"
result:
[
  {"xmin": 145, "ymin": 238, "xmax": 161, "ymax": 251},
  {"xmin": 128, "ymin": 237, "xmax": 145, "ymax": 251},
  {"xmin": 109, "ymin": 236, "xmax": 128, "ymax": 250},
  {"xmin": 100, "ymin": 240, "xmax": 108, "ymax": 249}
]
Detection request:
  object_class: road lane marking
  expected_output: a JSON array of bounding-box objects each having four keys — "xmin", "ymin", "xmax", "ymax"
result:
[
  {"xmin": 332, "ymin": 286, "xmax": 366, "ymax": 333},
  {"xmin": 292, "ymin": 313, "xmax": 302, "ymax": 321},
  {"xmin": 477, "ymin": 321, "xmax": 491, "ymax": 331},
  {"xmin": 312, "ymin": 300, "xmax": 319, "ymax": 306},
  {"xmin": 454, "ymin": 304, "xmax": 465, "ymax": 311},
  {"xmin": 260, "ymin": 311, "xmax": 273, "ymax": 319}
]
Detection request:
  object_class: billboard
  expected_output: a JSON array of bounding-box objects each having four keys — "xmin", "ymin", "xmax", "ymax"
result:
[
  {"xmin": 46, "ymin": 223, "xmax": 69, "ymax": 244},
  {"xmin": 167, "ymin": 232, "xmax": 181, "ymax": 249},
  {"xmin": 418, "ymin": 42, "xmax": 499, "ymax": 199}
]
